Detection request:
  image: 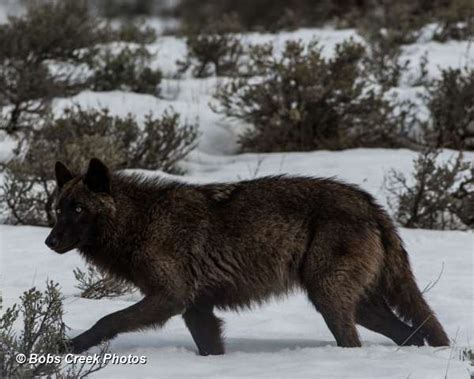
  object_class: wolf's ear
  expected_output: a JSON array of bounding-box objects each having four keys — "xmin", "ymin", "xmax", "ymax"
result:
[
  {"xmin": 84, "ymin": 158, "xmax": 110, "ymax": 193},
  {"xmin": 55, "ymin": 161, "xmax": 73, "ymax": 189}
]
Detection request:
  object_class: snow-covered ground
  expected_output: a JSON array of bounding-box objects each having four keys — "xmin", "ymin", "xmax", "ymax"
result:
[
  {"xmin": 1, "ymin": 20, "xmax": 473, "ymax": 379},
  {"xmin": 1, "ymin": 148, "xmax": 473, "ymax": 378}
]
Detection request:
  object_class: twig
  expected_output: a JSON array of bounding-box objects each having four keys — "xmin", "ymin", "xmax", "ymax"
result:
[
  {"xmin": 422, "ymin": 262, "xmax": 445, "ymax": 294},
  {"xmin": 397, "ymin": 315, "xmax": 432, "ymax": 350},
  {"xmin": 248, "ymin": 156, "xmax": 264, "ymax": 179},
  {"xmin": 445, "ymin": 327, "xmax": 460, "ymax": 379}
]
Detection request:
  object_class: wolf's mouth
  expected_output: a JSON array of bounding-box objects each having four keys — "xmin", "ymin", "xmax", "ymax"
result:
[{"xmin": 53, "ymin": 241, "xmax": 79, "ymax": 254}]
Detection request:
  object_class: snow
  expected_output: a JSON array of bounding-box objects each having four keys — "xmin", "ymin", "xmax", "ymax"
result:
[
  {"xmin": 1, "ymin": 148, "xmax": 473, "ymax": 378},
  {"xmin": 1, "ymin": 22, "xmax": 473, "ymax": 378},
  {"xmin": 402, "ymin": 40, "xmax": 473, "ymax": 81},
  {"xmin": 0, "ymin": 0, "xmax": 23, "ymax": 24},
  {"xmin": 1, "ymin": 223, "xmax": 472, "ymax": 378}
]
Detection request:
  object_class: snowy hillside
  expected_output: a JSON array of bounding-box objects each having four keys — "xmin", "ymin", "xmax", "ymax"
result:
[{"xmin": 1, "ymin": 15, "xmax": 473, "ymax": 379}]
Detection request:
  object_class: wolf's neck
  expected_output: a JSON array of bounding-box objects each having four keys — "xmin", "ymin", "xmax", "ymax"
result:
[
  {"xmin": 80, "ymin": 221, "xmax": 136, "ymax": 283},
  {"xmin": 79, "ymin": 174, "xmax": 178, "ymax": 281},
  {"xmin": 82, "ymin": 181, "xmax": 161, "ymax": 279}
]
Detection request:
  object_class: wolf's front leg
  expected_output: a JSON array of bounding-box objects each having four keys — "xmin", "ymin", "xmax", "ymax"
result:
[{"xmin": 71, "ymin": 295, "xmax": 183, "ymax": 353}]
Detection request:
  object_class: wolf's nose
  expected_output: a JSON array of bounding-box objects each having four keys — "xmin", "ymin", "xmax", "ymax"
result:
[{"xmin": 45, "ymin": 235, "xmax": 59, "ymax": 249}]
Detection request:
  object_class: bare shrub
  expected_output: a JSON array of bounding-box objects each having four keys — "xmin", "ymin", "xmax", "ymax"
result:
[
  {"xmin": 0, "ymin": 107, "xmax": 198, "ymax": 226},
  {"xmin": 74, "ymin": 266, "xmax": 135, "ymax": 299},
  {"xmin": 90, "ymin": 46, "xmax": 162, "ymax": 95},
  {"xmin": 177, "ymin": 15, "xmax": 244, "ymax": 78},
  {"xmin": 423, "ymin": 68, "xmax": 474, "ymax": 150},
  {"xmin": 0, "ymin": 0, "xmax": 110, "ymax": 134},
  {"xmin": 0, "ymin": 281, "xmax": 109, "ymax": 378},
  {"xmin": 362, "ymin": 30, "xmax": 410, "ymax": 89},
  {"xmin": 112, "ymin": 20, "xmax": 157, "ymax": 44},
  {"xmin": 385, "ymin": 149, "xmax": 473, "ymax": 230},
  {"xmin": 356, "ymin": 2, "xmax": 423, "ymax": 46},
  {"xmin": 213, "ymin": 39, "xmax": 409, "ymax": 152},
  {"xmin": 431, "ymin": 0, "xmax": 474, "ymax": 42},
  {"xmin": 0, "ymin": 63, "xmax": 58, "ymax": 135},
  {"xmin": 0, "ymin": 0, "xmax": 162, "ymax": 134},
  {"xmin": 0, "ymin": 0, "xmax": 106, "ymax": 63},
  {"xmin": 130, "ymin": 110, "xmax": 199, "ymax": 172}
]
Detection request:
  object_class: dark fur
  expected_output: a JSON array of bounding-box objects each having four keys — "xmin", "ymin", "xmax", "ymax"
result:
[{"xmin": 46, "ymin": 159, "xmax": 450, "ymax": 355}]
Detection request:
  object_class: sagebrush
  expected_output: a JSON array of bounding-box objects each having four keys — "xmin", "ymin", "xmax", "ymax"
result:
[
  {"xmin": 213, "ymin": 39, "xmax": 412, "ymax": 152},
  {"xmin": 386, "ymin": 149, "xmax": 473, "ymax": 230},
  {"xmin": 74, "ymin": 265, "xmax": 135, "ymax": 299},
  {"xmin": 91, "ymin": 45, "xmax": 162, "ymax": 95},
  {"xmin": 0, "ymin": 281, "xmax": 109, "ymax": 378},
  {"xmin": 0, "ymin": 0, "xmax": 110, "ymax": 134},
  {"xmin": 177, "ymin": 15, "xmax": 244, "ymax": 78},
  {"xmin": 362, "ymin": 30, "xmax": 411, "ymax": 89},
  {"xmin": 111, "ymin": 20, "xmax": 157, "ymax": 44},
  {"xmin": 0, "ymin": 0, "xmax": 163, "ymax": 134},
  {"xmin": 423, "ymin": 68, "xmax": 474, "ymax": 150},
  {"xmin": 0, "ymin": 107, "xmax": 198, "ymax": 226}
]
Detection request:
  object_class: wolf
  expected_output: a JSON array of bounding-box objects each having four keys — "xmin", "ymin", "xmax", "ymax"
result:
[{"xmin": 45, "ymin": 158, "xmax": 450, "ymax": 355}]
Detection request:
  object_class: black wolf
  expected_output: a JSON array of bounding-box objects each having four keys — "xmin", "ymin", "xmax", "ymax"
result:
[{"xmin": 45, "ymin": 158, "xmax": 449, "ymax": 355}]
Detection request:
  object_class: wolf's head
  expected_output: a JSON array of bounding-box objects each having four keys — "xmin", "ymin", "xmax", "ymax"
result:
[{"xmin": 45, "ymin": 158, "xmax": 115, "ymax": 254}]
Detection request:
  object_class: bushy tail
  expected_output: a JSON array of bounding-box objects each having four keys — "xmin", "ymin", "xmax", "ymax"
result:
[{"xmin": 376, "ymin": 212, "xmax": 450, "ymax": 346}]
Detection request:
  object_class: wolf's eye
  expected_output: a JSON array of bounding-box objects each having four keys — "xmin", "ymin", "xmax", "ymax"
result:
[
  {"xmin": 75, "ymin": 206, "xmax": 82, "ymax": 213},
  {"xmin": 55, "ymin": 208, "xmax": 61, "ymax": 215}
]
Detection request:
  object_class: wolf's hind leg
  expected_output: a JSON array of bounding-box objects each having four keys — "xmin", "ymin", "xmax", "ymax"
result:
[
  {"xmin": 183, "ymin": 303, "xmax": 225, "ymax": 356},
  {"xmin": 301, "ymin": 224, "xmax": 387, "ymax": 347},
  {"xmin": 303, "ymin": 263, "xmax": 362, "ymax": 346},
  {"xmin": 356, "ymin": 295, "xmax": 424, "ymax": 346},
  {"xmin": 306, "ymin": 286, "xmax": 362, "ymax": 347}
]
